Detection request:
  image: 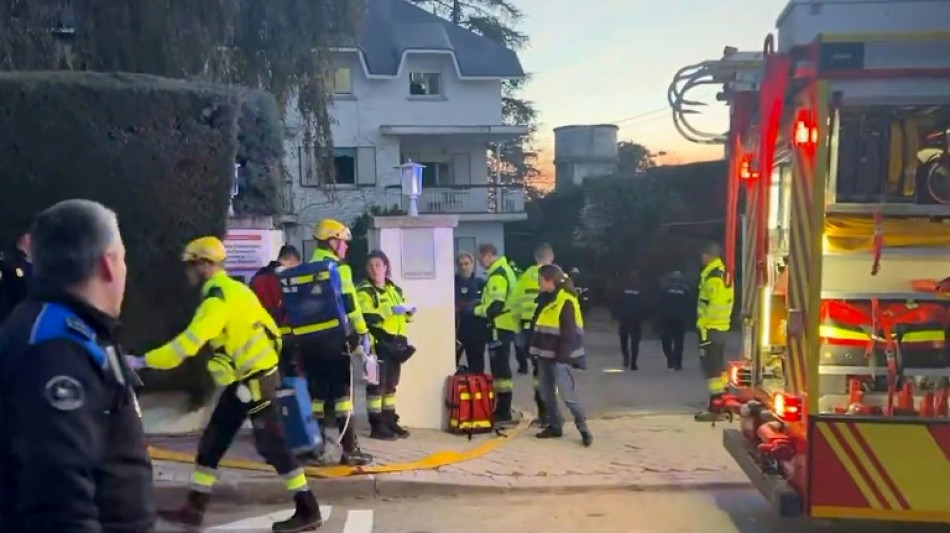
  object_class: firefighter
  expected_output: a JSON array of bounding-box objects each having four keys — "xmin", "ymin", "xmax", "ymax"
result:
[
  {"xmin": 612, "ymin": 270, "xmax": 645, "ymax": 371},
  {"xmin": 473, "ymin": 242, "xmax": 519, "ymax": 424},
  {"xmin": 0, "ymin": 231, "xmax": 32, "ymax": 324},
  {"xmin": 358, "ymin": 250, "xmax": 416, "ymax": 440},
  {"xmin": 302, "ymin": 219, "xmax": 373, "ymax": 466},
  {"xmin": 659, "ymin": 271, "xmax": 691, "ymax": 371},
  {"xmin": 455, "ymin": 251, "xmax": 487, "ymax": 372},
  {"xmin": 530, "ymin": 264, "xmax": 593, "ymax": 446},
  {"xmin": 249, "ymin": 245, "xmax": 302, "ymax": 377},
  {"xmin": 694, "ymin": 242, "xmax": 735, "ymax": 422},
  {"xmin": 510, "ymin": 242, "xmax": 554, "ymax": 423},
  {"xmin": 131, "ymin": 236, "xmax": 322, "ymax": 532},
  {"xmin": 0, "ymin": 200, "xmax": 154, "ymax": 532}
]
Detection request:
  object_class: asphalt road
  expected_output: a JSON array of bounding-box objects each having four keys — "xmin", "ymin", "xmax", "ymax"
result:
[{"xmin": 157, "ymin": 489, "xmax": 949, "ymax": 533}]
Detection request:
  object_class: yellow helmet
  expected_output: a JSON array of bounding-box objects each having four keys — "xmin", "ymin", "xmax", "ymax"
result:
[
  {"xmin": 313, "ymin": 219, "xmax": 352, "ymax": 241},
  {"xmin": 182, "ymin": 236, "xmax": 227, "ymax": 263}
]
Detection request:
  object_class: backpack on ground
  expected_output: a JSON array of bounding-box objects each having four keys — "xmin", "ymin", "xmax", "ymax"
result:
[{"xmin": 445, "ymin": 367, "xmax": 496, "ymax": 439}]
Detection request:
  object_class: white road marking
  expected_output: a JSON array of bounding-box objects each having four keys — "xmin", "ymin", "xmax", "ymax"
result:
[
  {"xmin": 205, "ymin": 505, "xmax": 332, "ymax": 530},
  {"xmin": 342, "ymin": 509, "xmax": 374, "ymax": 533}
]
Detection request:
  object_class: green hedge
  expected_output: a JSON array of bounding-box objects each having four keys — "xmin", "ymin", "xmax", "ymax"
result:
[{"xmin": 0, "ymin": 71, "xmax": 283, "ymax": 399}]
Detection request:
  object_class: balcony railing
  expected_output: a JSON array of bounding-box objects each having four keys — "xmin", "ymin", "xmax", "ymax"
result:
[{"xmin": 383, "ymin": 184, "xmax": 525, "ymax": 215}]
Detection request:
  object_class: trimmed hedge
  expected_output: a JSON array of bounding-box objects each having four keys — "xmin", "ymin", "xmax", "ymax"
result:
[{"xmin": 0, "ymin": 71, "xmax": 283, "ymax": 398}]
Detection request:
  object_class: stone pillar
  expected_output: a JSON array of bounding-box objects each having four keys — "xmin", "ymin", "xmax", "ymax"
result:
[{"xmin": 368, "ymin": 215, "xmax": 458, "ymax": 429}]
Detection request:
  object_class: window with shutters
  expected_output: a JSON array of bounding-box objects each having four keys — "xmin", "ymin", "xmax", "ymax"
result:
[{"xmin": 298, "ymin": 146, "xmax": 364, "ymax": 187}]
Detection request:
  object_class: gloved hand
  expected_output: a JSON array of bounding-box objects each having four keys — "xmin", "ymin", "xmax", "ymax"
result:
[
  {"xmin": 360, "ymin": 334, "xmax": 372, "ymax": 355},
  {"xmin": 392, "ymin": 304, "xmax": 416, "ymax": 315},
  {"xmin": 124, "ymin": 355, "xmax": 146, "ymax": 370}
]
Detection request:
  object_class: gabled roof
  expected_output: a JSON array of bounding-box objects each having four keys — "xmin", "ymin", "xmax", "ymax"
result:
[{"xmin": 349, "ymin": 0, "xmax": 525, "ymax": 79}]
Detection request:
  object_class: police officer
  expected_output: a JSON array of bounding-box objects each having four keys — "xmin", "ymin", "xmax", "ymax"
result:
[
  {"xmin": 0, "ymin": 231, "xmax": 32, "ymax": 324},
  {"xmin": 510, "ymin": 243, "xmax": 554, "ymax": 423},
  {"xmin": 358, "ymin": 250, "xmax": 416, "ymax": 441},
  {"xmin": 130, "ymin": 236, "xmax": 322, "ymax": 532},
  {"xmin": 612, "ymin": 270, "xmax": 645, "ymax": 371},
  {"xmin": 473, "ymin": 243, "xmax": 519, "ymax": 424},
  {"xmin": 0, "ymin": 199, "xmax": 154, "ymax": 532},
  {"xmin": 455, "ymin": 251, "xmax": 487, "ymax": 372},
  {"xmin": 694, "ymin": 242, "xmax": 735, "ymax": 422},
  {"xmin": 659, "ymin": 271, "xmax": 691, "ymax": 371},
  {"xmin": 303, "ymin": 219, "xmax": 373, "ymax": 466}
]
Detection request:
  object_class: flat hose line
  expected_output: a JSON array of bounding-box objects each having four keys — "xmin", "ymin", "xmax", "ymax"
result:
[{"xmin": 147, "ymin": 411, "xmax": 532, "ymax": 479}]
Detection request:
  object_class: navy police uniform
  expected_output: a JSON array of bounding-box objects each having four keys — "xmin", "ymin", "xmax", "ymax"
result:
[
  {"xmin": 0, "ymin": 251, "xmax": 31, "ymax": 324},
  {"xmin": 0, "ymin": 291, "xmax": 154, "ymax": 533}
]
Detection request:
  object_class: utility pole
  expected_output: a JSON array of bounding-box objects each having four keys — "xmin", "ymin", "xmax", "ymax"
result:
[{"xmin": 451, "ymin": 0, "xmax": 462, "ymax": 24}]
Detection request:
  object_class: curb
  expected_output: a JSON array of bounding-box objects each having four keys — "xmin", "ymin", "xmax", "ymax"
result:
[{"xmin": 153, "ymin": 473, "xmax": 753, "ymax": 506}]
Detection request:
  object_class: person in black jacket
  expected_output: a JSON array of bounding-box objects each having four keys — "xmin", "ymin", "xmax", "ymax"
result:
[
  {"xmin": 0, "ymin": 199, "xmax": 154, "ymax": 533},
  {"xmin": 0, "ymin": 231, "xmax": 32, "ymax": 325},
  {"xmin": 612, "ymin": 270, "xmax": 645, "ymax": 370},
  {"xmin": 659, "ymin": 271, "xmax": 692, "ymax": 371},
  {"xmin": 455, "ymin": 251, "xmax": 487, "ymax": 373}
]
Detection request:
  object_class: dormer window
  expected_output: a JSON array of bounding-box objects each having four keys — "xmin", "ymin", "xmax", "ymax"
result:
[{"xmin": 409, "ymin": 72, "xmax": 442, "ymax": 96}]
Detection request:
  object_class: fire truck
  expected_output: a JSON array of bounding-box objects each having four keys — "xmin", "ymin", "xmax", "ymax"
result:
[{"xmin": 668, "ymin": 0, "xmax": 950, "ymax": 524}]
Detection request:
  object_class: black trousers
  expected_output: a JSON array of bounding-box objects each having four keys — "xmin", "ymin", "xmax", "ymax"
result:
[
  {"xmin": 366, "ymin": 359, "xmax": 401, "ymax": 418},
  {"xmin": 489, "ymin": 329, "xmax": 515, "ymax": 419},
  {"xmin": 458, "ymin": 335, "xmax": 486, "ymax": 374},
  {"xmin": 619, "ymin": 320, "xmax": 642, "ymax": 368},
  {"xmin": 298, "ymin": 338, "xmax": 352, "ymax": 420},
  {"xmin": 661, "ymin": 320, "xmax": 686, "ymax": 370},
  {"xmin": 195, "ymin": 369, "xmax": 299, "ymax": 478}
]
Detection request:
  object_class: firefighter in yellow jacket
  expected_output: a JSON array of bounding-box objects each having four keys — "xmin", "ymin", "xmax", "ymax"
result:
[
  {"xmin": 694, "ymin": 242, "xmax": 735, "ymax": 422},
  {"xmin": 473, "ymin": 242, "xmax": 519, "ymax": 424},
  {"xmin": 302, "ymin": 218, "xmax": 373, "ymax": 465},
  {"xmin": 357, "ymin": 250, "xmax": 417, "ymax": 440},
  {"xmin": 135, "ymin": 237, "xmax": 322, "ymax": 532},
  {"xmin": 509, "ymin": 242, "xmax": 554, "ymax": 425}
]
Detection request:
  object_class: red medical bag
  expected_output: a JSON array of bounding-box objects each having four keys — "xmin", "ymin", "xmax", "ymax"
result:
[
  {"xmin": 819, "ymin": 300, "xmax": 879, "ymax": 367},
  {"xmin": 445, "ymin": 370, "xmax": 495, "ymax": 438},
  {"xmin": 879, "ymin": 302, "xmax": 950, "ymax": 368}
]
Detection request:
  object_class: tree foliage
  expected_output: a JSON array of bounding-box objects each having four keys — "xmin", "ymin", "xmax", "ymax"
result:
[
  {"xmin": 407, "ymin": 0, "xmax": 539, "ymax": 185},
  {"xmin": 0, "ymin": 0, "xmax": 360, "ymax": 189},
  {"xmin": 618, "ymin": 141, "xmax": 658, "ymax": 175}
]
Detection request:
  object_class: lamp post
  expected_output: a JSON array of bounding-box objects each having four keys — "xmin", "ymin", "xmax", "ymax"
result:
[{"xmin": 397, "ymin": 160, "xmax": 425, "ymax": 216}]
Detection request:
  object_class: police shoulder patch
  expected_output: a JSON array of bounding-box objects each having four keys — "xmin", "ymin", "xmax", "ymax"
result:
[
  {"xmin": 44, "ymin": 375, "xmax": 85, "ymax": 411},
  {"xmin": 65, "ymin": 316, "xmax": 96, "ymax": 340},
  {"xmin": 205, "ymin": 286, "xmax": 225, "ymax": 300}
]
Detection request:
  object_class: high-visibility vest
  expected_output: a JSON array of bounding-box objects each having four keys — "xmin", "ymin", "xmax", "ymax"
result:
[
  {"xmin": 477, "ymin": 256, "xmax": 519, "ymax": 332},
  {"xmin": 511, "ymin": 265, "xmax": 541, "ymax": 328},
  {"xmin": 529, "ymin": 289, "xmax": 585, "ymax": 365},
  {"xmin": 357, "ymin": 280, "xmax": 410, "ymax": 341},
  {"xmin": 696, "ymin": 258, "xmax": 733, "ymax": 336}
]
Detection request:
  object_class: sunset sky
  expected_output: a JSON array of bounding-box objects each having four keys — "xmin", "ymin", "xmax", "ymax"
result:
[{"xmin": 514, "ymin": 0, "xmax": 786, "ymax": 183}]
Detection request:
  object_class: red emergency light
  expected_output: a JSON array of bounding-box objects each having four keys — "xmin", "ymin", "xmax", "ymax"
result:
[
  {"xmin": 773, "ymin": 392, "xmax": 803, "ymax": 422},
  {"xmin": 739, "ymin": 155, "xmax": 760, "ymax": 181},
  {"xmin": 792, "ymin": 110, "xmax": 818, "ymax": 148}
]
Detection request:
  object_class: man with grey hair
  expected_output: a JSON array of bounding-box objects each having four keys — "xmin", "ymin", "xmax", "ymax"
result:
[{"xmin": 0, "ymin": 199, "xmax": 155, "ymax": 532}]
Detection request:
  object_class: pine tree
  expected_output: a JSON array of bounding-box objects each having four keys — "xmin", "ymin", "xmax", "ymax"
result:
[{"xmin": 407, "ymin": 0, "xmax": 539, "ymax": 185}]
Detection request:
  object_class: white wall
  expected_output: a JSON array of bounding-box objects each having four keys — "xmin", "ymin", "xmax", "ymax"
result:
[
  {"xmin": 455, "ymin": 220, "xmax": 505, "ymax": 275},
  {"xmin": 283, "ymin": 50, "xmax": 506, "ymax": 248}
]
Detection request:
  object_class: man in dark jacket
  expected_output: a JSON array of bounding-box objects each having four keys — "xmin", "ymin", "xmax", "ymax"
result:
[
  {"xmin": 612, "ymin": 270, "xmax": 646, "ymax": 370},
  {"xmin": 0, "ymin": 232, "xmax": 32, "ymax": 324},
  {"xmin": 250, "ymin": 245, "xmax": 301, "ymax": 377},
  {"xmin": 0, "ymin": 199, "xmax": 154, "ymax": 533},
  {"xmin": 659, "ymin": 271, "xmax": 692, "ymax": 371},
  {"xmin": 454, "ymin": 251, "xmax": 487, "ymax": 373}
]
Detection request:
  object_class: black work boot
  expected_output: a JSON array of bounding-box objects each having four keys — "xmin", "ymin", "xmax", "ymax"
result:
[
  {"xmin": 157, "ymin": 490, "xmax": 209, "ymax": 531},
  {"xmin": 535, "ymin": 426, "xmax": 563, "ymax": 439},
  {"xmin": 387, "ymin": 411, "xmax": 410, "ymax": 439},
  {"xmin": 368, "ymin": 413, "xmax": 396, "ymax": 441},
  {"xmin": 272, "ymin": 490, "xmax": 323, "ymax": 532},
  {"xmin": 338, "ymin": 420, "xmax": 373, "ymax": 466},
  {"xmin": 580, "ymin": 430, "xmax": 594, "ymax": 447},
  {"xmin": 494, "ymin": 392, "xmax": 514, "ymax": 424}
]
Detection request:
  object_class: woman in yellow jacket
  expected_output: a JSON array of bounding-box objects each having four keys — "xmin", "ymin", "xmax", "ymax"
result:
[
  {"xmin": 357, "ymin": 250, "xmax": 417, "ymax": 440},
  {"xmin": 529, "ymin": 264, "xmax": 593, "ymax": 447}
]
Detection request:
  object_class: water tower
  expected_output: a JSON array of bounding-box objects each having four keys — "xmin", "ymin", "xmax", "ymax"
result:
[{"xmin": 553, "ymin": 124, "xmax": 619, "ymax": 190}]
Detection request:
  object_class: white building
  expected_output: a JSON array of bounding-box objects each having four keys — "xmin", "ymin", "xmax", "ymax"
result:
[{"xmin": 281, "ymin": 0, "xmax": 529, "ymax": 261}]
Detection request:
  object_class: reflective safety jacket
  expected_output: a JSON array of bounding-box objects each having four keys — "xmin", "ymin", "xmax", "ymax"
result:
[
  {"xmin": 510, "ymin": 264, "xmax": 541, "ymax": 329},
  {"xmin": 474, "ymin": 256, "xmax": 519, "ymax": 333},
  {"xmin": 310, "ymin": 248, "xmax": 368, "ymax": 336},
  {"xmin": 696, "ymin": 258, "xmax": 734, "ymax": 341},
  {"xmin": 145, "ymin": 270, "xmax": 281, "ymax": 385},
  {"xmin": 529, "ymin": 289, "xmax": 586, "ymax": 367},
  {"xmin": 357, "ymin": 280, "xmax": 412, "ymax": 346}
]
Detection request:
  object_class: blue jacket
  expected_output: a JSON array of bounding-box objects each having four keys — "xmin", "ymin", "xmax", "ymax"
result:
[{"xmin": 455, "ymin": 274, "xmax": 487, "ymax": 341}]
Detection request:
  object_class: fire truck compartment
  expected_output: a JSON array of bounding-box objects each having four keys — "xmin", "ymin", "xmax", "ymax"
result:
[
  {"xmin": 808, "ymin": 415, "xmax": 950, "ymax": 522},
  {"xmin": 722, "ymin": 428, "xmax": 803, "ymax": 518}
]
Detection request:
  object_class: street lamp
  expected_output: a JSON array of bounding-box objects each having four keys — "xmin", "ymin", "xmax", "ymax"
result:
[{"xmin": 397, "ymin": 160, "xmax": 425, "ymax": 216}]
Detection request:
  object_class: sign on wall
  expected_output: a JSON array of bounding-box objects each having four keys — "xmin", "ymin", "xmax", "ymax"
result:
[
  {"xmin": 401, "ymin": 228, "xmax": 436, "ymax": 279},
  {"xmin": 224, "ymin": 229, "xmax": 282, "ymax": 280}
]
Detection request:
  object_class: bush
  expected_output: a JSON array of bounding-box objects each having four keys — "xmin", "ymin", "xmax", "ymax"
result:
[{"xmin": 0, "ymin": 71, "xmax": 283, "ymax": 398}]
